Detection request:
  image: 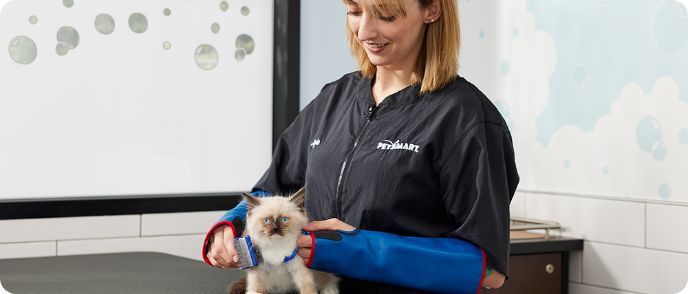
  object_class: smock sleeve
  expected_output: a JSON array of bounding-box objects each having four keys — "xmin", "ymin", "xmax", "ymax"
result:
[{"xmin": 439, "ymin": 121, "xmax": 519, "ymax": 277}]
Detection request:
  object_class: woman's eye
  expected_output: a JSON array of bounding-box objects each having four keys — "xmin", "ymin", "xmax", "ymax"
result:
[
  {"xmin": 280, "ymin": 217, "xmax": 289, "ymax": 223},
  {"xmin": 378, "ymin": 15, "xmax": 396, "ymax": 22},
  {"xmin": 262, "ymin": 218, "xmax": 271, "ymax": 224},
  {"xmin": 347, "ymin": 10, "xmax": 362, "ymax": 17}
]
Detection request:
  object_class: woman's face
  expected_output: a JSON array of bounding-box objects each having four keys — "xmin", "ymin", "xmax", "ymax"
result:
[{"xmin": 346, "ymin": 0, "xmax": 432, "ymax": 72}]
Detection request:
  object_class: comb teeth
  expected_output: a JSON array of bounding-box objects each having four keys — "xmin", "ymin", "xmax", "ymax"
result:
[
  {"xmin": 253, "ymin": 245, "xmax": 263, "ymax": 265},
  {"xmin": 233, "ymin": 236, "xmax": 263, "ymax": 269}
]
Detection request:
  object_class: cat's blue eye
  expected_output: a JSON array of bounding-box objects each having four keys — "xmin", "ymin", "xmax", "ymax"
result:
[
  {"xmin": 280, "ymin": 217, "xmax": 289, "ymax": 223},
  {"xmin": 262, "ymin": 218, "xmax": 271, "ymax": 224}
]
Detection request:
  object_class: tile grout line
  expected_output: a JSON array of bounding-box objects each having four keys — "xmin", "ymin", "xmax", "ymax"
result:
[
  {"xmin": 520, "ymin": 189, "xmax": 688, "ymax": 207},
  {"xmin": 570, "ymin": 281, "xmax": 646, "ymax": 294},
  {"xmin": 586, "ymin": 239, "xmax": 688, "ymax": 256},
  {"xmin": 644, "ymin": 203, "xmax": 647, "ymax": 249}
]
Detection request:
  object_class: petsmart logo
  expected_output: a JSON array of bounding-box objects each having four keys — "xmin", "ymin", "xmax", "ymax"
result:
[{"xmin": 376, "ymin": 140, "xmax": 420, "ymax": 153}]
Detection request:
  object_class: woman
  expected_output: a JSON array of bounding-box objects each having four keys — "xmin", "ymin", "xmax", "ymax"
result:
[{"xmin": 203, "ymin": 0, "xmax": 518, "ymax": 293}]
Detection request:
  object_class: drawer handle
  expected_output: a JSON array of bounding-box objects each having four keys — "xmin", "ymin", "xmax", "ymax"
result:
[{"xmin": 545, "ymin": 264, "xmax": 555, "ymax": 274}]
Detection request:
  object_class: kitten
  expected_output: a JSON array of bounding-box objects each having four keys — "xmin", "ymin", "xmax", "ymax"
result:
[{"xmin": 229, "ymin": 188, "xmax": 339, "ymax": 294}]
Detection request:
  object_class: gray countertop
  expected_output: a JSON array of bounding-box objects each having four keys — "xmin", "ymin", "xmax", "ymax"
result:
[{"xmin": 0, "ymin": 252, "xmax": 244, "ymax": 294}]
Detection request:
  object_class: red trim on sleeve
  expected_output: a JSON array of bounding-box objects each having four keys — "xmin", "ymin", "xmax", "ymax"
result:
[
  {"xmin": 476, "ymin": 248, "xmax": 487, "ymax": 294},
  {"xmin": 201, "ymin": 220, "xmax": 236, "ymax": 266},
  {"xmin": 305, "ymin": 231, "xmax": 316, "ymax": 268}
]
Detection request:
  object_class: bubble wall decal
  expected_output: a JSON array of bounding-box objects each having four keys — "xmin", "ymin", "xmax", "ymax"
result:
[
  {"xmin": 219, "ymin": 1, "xmax": 229, "ymax": 12},
  {"xmin": 500, "ymin": 61, "xmax": 510, "ymax": 75},
  {"xmin": 679, "ymin": 128, "xmax": 688, "ymax": 145},
  {"xmin": 163, "ymin": 8, "xmax": 171, "ymax": 16},
  {"xmin": 235, "ymin": 34, "xmax": 255, "ymax": 54},
  {"xmin": 56, "ymin": 42, "xmax": 69, "ymax": 56},
  {"xmin": 95, "ymin": 14, "xmax": 116, "ymax": 35},
  {"xmin": 29, "ymin": 15, "xmax": 38, "ymax": 24},
  {"xmin": 659, "ymin": 182, "xmax": 671, "ymax": 200},
  {"xmin": 652, "ymin": 142, "xmax": 667, "ymax": 161},
  {"xmin": 128, "ymin": 13, "xmax": 148, "ymax": 34},
  {"xmin": 636, "ymin": 116, "xmax": 662, "ymax": 152},
  {"xmin": 194, "ymin": 44, "xmax": 219, "ymax": 70},
  {"xmin": 241, "ymin": 6, "xmax": 250, "ymax": 16},
  {"xmin": 63, "ymin": 0, "xmax": 74, "ymax": 8},
  {"xmin": 8, "ymin": 36, "xmax": 37, "ymax": 64},
  {"xmin": 653, "ymin": 0, "xmax": 688, "ymax": 53},
  {"xmin": 235, "ymin": 48, "xmax": 246, "ymax": 61},
  {"xmin": 57, "ymin": 26, "xmax": 80, "ymax": 49},
  {"xmin": 163, "ymin": 41, "xmax": 171, "ymax": 50},
  {"xmin": 211, "ymin": 23, "xmax": 220, "ymax": 34}
]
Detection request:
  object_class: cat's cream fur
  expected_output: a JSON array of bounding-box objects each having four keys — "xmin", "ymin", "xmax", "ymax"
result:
[{"xmin": 232, "ymin": 189, "xmax": 339, "ymax": 294}]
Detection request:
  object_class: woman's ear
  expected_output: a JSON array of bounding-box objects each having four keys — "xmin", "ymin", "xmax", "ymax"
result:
[{"xmin": 425, "ymin": 0, "xmax": 442, "ymax": 23}]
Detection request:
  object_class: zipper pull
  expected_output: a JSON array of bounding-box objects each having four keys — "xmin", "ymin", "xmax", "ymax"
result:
[{"xmin": 367, "ymin": 106, "xmax": 377, "ymax": 120}]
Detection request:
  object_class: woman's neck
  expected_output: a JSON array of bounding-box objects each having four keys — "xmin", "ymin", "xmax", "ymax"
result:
[{"xmin": 371, "ymin": 67, "xmax": 415, "ymax": 105}]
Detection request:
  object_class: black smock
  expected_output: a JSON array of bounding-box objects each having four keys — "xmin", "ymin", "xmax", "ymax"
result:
[{"xmin": 252, "ymin": 72, "xmax": 519, "ymax": 294}]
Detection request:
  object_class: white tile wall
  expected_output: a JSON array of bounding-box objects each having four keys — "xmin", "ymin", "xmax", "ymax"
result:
[
  {"xmin": 0, "ymin": 215, "xmax": 140, "ymax": 243},
  {"xmin": 569, "ymin": 283, "xmax": 638, "ymax": 294},
  {"xmin": 526, "ymin": 193, "xmax": 645, "ymax": 247},
  {"xmin": 582, "ymin": 241, "xmax": 688, "ymax": 294},
  {"xmin": 2, "ymin": 195, "xmax": 688, "ymax": 294},
  {"xmin": 141, "ymin": 211, "xmax": 225, "ymax": 236},
  {"xmin": 57, "ymin": 234, "xmax": 206, "ymax": 261},
  {"xmin": 510, "ymin": 190, "xmax": 526, "ymax": 217},
  {"xmin": 0, "ymin": 242, "xmax": 55, "ymax": 259},
  {"xmin": 646, "ymin": 203, "xmax": 688, "ymax": 254},
  {"xmin": 569, "ymin": 250, "xmax": 583, "ymax": 283}
]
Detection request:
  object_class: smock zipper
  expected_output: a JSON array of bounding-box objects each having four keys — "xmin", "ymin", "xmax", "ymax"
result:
[{"xmin": 334, "ymin": 105, "xmax": 378, "ymax": 219}]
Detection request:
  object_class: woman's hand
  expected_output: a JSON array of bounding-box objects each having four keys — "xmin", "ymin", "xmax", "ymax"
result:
[
  {"xmin": 206, "ymin": 225, "xmax": 240, "ymax": 269},
  {"xmin": 296, "ymin": 218, "xmax": 356, "ymax": 263},
  {"xmin": 483, "ymin": 270, "xmax": 505, "ymax": 289}
]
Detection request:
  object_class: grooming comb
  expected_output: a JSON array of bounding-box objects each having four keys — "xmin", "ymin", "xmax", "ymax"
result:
[{"xmin": 233, "ymin": 236, "xmax": 263, "ymax": 269}]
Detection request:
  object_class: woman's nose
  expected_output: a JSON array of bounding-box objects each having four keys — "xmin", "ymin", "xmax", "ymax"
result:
[{"xmin": 357, "ymin": 14, "xmax": 378, "ymax": 40}]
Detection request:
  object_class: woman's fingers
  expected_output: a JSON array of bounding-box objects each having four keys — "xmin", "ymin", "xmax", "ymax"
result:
[
  {"xmin": 212, "ymin": 230, "xmax": 229, "ymax": 267},
  {"xmin": 221, "ymin": 226, "xmax": 239, "ymax": 264},
  {"xmin": 297, "ymin": 235, "xmax": 312, "ymax": 248},
  {"xmin": 304, "ymin": 218, "xmax": 356, "ymax": 231},
  {"xmin": 297, "ymin": 235, "xmax": 312, "ymax": 263},
  {"xmin": 298, "ymin": 248, "xmax": 311, "ymax": 263}
]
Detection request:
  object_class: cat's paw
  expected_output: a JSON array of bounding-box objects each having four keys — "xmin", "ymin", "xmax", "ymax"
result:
[
  {"xmin": 246, "ymin": 291, "xmax": 262, "ymax": 294},
  {"xmin": 319, "ymin": 285, "xmax": 339, "ymax": 294}
]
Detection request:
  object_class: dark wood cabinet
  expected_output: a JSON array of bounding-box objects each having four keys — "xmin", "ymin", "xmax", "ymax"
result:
[
  {"xmin": 483, "ymin": 237, "xmax": 582, "ymax": 294},
  {"xmin": 484, "ymin": 253, "xmax": 564, "ymax": 294}
]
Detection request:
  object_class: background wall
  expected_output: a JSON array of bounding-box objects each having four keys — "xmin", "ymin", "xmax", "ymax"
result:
[
  {"xmin": 0, "ymin": 0, "xmax": 273, "ymax": 199},
  {"xmin": 459, "ymin": 0, "xmax": 688, "ymax": 293},
  {"xmin": 2, "ymin": 1, "xmax": 687, "ymax": 294},
  {"xmin": 299, "ymin": 0, "xmax": 355, "ymax": 106}
]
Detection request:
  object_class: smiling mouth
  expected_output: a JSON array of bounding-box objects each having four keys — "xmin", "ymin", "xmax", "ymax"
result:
[{"xmin": 365, "ymin": 42, "xmax": 389, "ymax": 50}]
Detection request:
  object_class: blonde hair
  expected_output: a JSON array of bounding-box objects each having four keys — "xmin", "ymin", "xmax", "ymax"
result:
[{"xmin": 344, "ymin": 0, "xmax": 460, "ymax": 95}]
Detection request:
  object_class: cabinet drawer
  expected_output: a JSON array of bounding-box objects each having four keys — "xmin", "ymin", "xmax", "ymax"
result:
[{"xmin": 484, "ymin": 253, "xmax": 562, "ymax": 294}]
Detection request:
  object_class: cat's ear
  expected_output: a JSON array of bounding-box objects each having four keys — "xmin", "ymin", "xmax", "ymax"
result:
[
  {"xmin": 289, "ymin": 187, "xmax": 306, "ymax": 210},
  {"xmin": 242, "ymin": 192, "xmax": 261, "ymax": 210}
]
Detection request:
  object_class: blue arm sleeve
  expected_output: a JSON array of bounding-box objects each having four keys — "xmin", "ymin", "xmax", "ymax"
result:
[
  {"xmin": 308, "ymin": 229, "xmax": 486, "ymax": 294},
  {"xmin": 216, "ymin": 190, "xmax": 271, "ymax": 236},
  {"xmin": 202, "ymin": 190, "xmax": 271, "ymax": 265}
]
